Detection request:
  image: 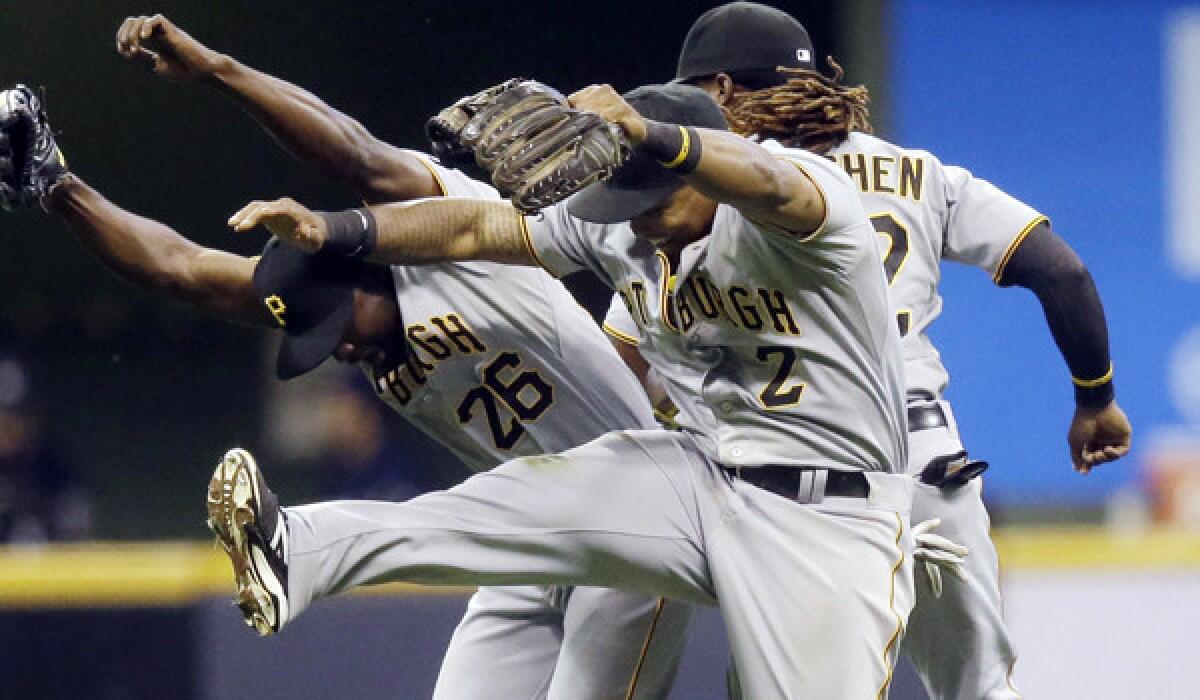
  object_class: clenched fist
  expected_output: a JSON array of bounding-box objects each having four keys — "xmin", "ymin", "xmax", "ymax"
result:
[
  {"xmin": 116, "ymin": 15, "xmax": 225, "ymax": 82},
  {"xmin": 1068, "ymin": 400, "xmax": 1132, "ymax": 474}
]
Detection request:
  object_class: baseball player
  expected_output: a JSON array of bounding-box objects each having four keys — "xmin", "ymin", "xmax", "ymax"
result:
[
  {"xmin": 600, "ymin": 4, "xmax": 1132, "ymax": 698},
  {"xmin": 218, "ymin": 80, "xmax": 923, "ymax": 698},
  {"xmin": 1, "ymin": 18, "xmax": 695, "ymax": 698}
]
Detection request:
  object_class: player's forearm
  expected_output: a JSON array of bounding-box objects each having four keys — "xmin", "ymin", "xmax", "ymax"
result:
[
  {"xmin": 641, "ymin": 123, "xmax": 822, "ymax": 231},
  {"xmin": 45, "ymin": 176, "xmax": 265, "ymax": 325},
  {"xmin": 364, "ymin": 198, "xmax": 535, "ymax": 266},
  {"xmin": 208, "ymin": 57, "xmax": 434, "ymax": 203},
  {"xmin": 999, "ymin": 223, "xmax": 1114, "ymax": 408},
  {"xmin": 47, "ymin": 176, "xmax": 197, "ymax": 290},
  {"xmin": 680, "ymin": 129, "xmax": 791, "ymax": 205}
]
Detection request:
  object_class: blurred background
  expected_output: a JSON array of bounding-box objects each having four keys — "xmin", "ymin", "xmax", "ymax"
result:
[{"xmin": 0, "ymin": 0, "xmax": 1196, "ymax": 698}]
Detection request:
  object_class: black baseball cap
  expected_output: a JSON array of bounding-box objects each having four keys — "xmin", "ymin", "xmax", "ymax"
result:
[
  {"xmin": 567, "ymin": 83, "xmax": 728, "ymax": 224},
  {"xmin": 252, "ymin": 237, "xmax": 363, "ymax": 380},
  {"xmin": 675, "ymin": 2, "xmax": 814, "ymax": 89}
]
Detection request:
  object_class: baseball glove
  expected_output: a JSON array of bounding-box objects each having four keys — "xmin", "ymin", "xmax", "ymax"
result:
[
  {"xmin": 427, "ymin": 79, "xmax": 631, "ymax": 214},
  {"xmin": 0, "ymin": 85, "xmax": 68, "ymax": 211}
]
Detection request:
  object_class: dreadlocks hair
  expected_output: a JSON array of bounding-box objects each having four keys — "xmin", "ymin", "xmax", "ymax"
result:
[{"xmin": 723, "ymin": 57, "xmax": 872, "ymax": 155}]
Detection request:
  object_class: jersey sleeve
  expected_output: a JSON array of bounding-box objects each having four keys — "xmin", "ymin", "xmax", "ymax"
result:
[
  {"xmin": 521, "ymin": 202, "xmax": 595, "ymax": 278},
  {"xmin": 744, "ymin": 144, "xmax": 874, "ymax": 275},
  {"xmin": 602, "ymin": 294, "xmax": 640, "ymax": 346},
  {"xmin": 404, "ymin": 150, "xmax": 502, "ymax": 200},
  {"xmin": 762, "ymin": 142, "xmax": 868, "ymax": 242},
  {"xmin": 941, "ymin": 164, "xmax": 1048, "ymax": 282}
]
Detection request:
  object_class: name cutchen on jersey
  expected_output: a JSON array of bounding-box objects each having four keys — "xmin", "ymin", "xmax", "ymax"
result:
[
  {"xmin": 824, "ymin": 132, "xmax": 1047, "ymax": 399},
  {"xmin": 526, "ymin": 143, "xmax": 908, "ymax": 474},
  {"xmin": 363, "ymin": 152, "xmax": 657, "ymax": 473}
]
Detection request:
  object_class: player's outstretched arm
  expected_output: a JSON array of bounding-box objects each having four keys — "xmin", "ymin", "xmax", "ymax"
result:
[
  {"xmin": 228, "ymin": 196, "xmax": 536, "ymax": 267},
  {"xmin": 999, "ymin": 222, "xmax": 1132, "ymax": 473},
  {"xmin": 47, "ymin": 176, "xmax": 269, "ymax": 327},
  {"xmin": 569, "ymin": 84, "xmax": 825, "ymax": 234},
  {"xmin": 115, "ymin": 15, "xmax": 439, "ymax": 204}
]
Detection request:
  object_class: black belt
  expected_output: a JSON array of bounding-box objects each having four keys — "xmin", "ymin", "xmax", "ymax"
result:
[
  {"xmin": 729, "ymin": 465, "xmax": 869, "ymax": 502},
  {"xmin": 907, "ymin": 401, "xmax": 948, "ymax": 432},
  {"xmin": 905, "ymin": 393, "xmax": 989, "ymax": 487}
]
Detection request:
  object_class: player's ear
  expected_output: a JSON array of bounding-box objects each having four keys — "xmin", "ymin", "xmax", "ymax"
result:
[{"xmin": 714, "ymin": 73, "xmax": 736, "ymax": 106}]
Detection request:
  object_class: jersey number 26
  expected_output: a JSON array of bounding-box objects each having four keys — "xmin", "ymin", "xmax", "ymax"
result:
[{"xmin": 457, "ymin": 351, "xmax": 554, "ymax": 450}]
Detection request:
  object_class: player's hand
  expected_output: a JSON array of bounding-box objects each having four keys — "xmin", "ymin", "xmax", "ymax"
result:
[
  {"xmin": 116, "ymin": 15, "xmax": 223, "ymax": 82},
  {"xmin": 229, "ymin": 198, "xmax": 327, "ymax": 253},
  {"xmin": 1067, "ymin": 400, "xmax": 1132, "ymax": 474},
  {"xmin": 912, "ymin": 518, "xmax": 968, "ymax": 599},
  {"xmin": 569, "ymin": 84, "xmax": 648, "ymax": 145}
]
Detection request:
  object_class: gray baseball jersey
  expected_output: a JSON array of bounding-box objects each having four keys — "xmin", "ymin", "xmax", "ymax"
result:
[
  {"xmin": 827, "ymin": 131, "xmax": 1046, "ymax": 403},
  {"xmin": 352, "ymin": 152, "xmax": 690, "ymax": 700},
  {"xmin": 606, "ymin": 133, "xmax": 1044, "ymax": 412},
  {"xmin": 527, "ymin": 142, "xmax": 908, "ymax": 473},
  {"xmin": 372, "ymin": 152, "xmax": 658, "ymax": 470}
]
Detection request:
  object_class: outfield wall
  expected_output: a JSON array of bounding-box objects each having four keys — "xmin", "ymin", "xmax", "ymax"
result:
[{"xmin": 2, "ymin": 530, "xmax": 1195, "ymax": 699}]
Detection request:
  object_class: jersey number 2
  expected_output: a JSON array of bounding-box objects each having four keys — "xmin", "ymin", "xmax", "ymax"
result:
[
  {"xmin": 457, "ymin": 352, "xmax": 554, "ymax": 450},
  {"xmin": 870, "ymin": 213, "xmax": 912, "ymax": 336},
  {"xmin": 757, "ymin": 346, "xmax": 806, "ymax": 409}
]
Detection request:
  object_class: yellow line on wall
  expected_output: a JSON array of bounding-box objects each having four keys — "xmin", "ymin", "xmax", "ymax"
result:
[
  {"xmin": 0, "ymin": 542, "xmax": 471, "ymax": 608},
  {"xmin": 0, "ymin": 529, "xmax": 1198, "ymax": 607},
  {"xmin": 991, "ymin": 527, "xmax": 1200, "ymax": 570}
]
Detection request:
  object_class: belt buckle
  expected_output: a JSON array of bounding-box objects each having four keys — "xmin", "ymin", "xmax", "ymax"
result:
[
  {"xmin": 795, "ymin": 468, "xmax": 828, "ymax": 504},
  {"xmin": 907, "ymin": 401, "xmax": 948, "ymax": 432}
]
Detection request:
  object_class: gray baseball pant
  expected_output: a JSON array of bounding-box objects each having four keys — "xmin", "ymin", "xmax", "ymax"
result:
[
  {"xmin": 432, "ymin": 584, "xmax": 692, "ymax": 700},
  {"xmin": 901, "ymin": 400, "xmax": 1021, "ymax": 700},
  {"xmin": 283, "ymin": 429, "xmax": 915, "ymax": 699}
]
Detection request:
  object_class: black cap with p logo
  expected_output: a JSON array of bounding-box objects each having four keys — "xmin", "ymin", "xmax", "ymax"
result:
[{"xmin": 252, "ymin": 237, "xmax": 362, "ymax": 380}]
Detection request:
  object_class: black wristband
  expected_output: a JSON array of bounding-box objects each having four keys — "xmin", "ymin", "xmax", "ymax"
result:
[
  {"xmin": 639, "ymin": 120, "xmax": 703, "ymax": 175},
  {"xmin": 1073, "ymin": 365, "xmax": 1116, "ymax": 409},
  {"xmin": 319, "ymin": 208, "xmax": 377, "ymax": 259}
]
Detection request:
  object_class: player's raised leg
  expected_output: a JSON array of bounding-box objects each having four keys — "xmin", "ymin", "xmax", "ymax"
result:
[{"xmin": 208, "ymin": 430, "xmax": 718, "ymax": 636}]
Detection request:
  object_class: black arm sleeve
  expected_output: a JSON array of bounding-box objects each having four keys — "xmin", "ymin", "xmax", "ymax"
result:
[{"xmin": 997, "ymin": 221, "xmax": 1115, "ymax": 408}]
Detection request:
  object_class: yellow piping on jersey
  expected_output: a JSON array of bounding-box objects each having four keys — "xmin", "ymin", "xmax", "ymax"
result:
[
  {"xmin": 412, "ymin": 152, "xmax": 450, "ymax": 197},
  {"xmin": 518, "ymin": 215, "xmax": 560, "ymax": 278},
  {"xmin": 875, "ymin": 513, "xmax": 906, "ymax": 700},
  {"xmin": 992, "ymin": 215, "xmax": 1049, "ymax": 284},
  {"xmin": 624, "ymin": 597, "xmax": 667, "ymax": 700},
  {"xmin": 1072, "ymin": 362, "xmax": 1114, "ymax": 387},
  {"xmin": 655, "ymin": 251, "xmax": 681, "ymax": 332},
  {"xmin": 603, "ymin": 323, "xmax": 640, "ymax": 346},
  {"xmin": 775, "ymin": 157, "xmax": 829, "ymax": 241}
]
